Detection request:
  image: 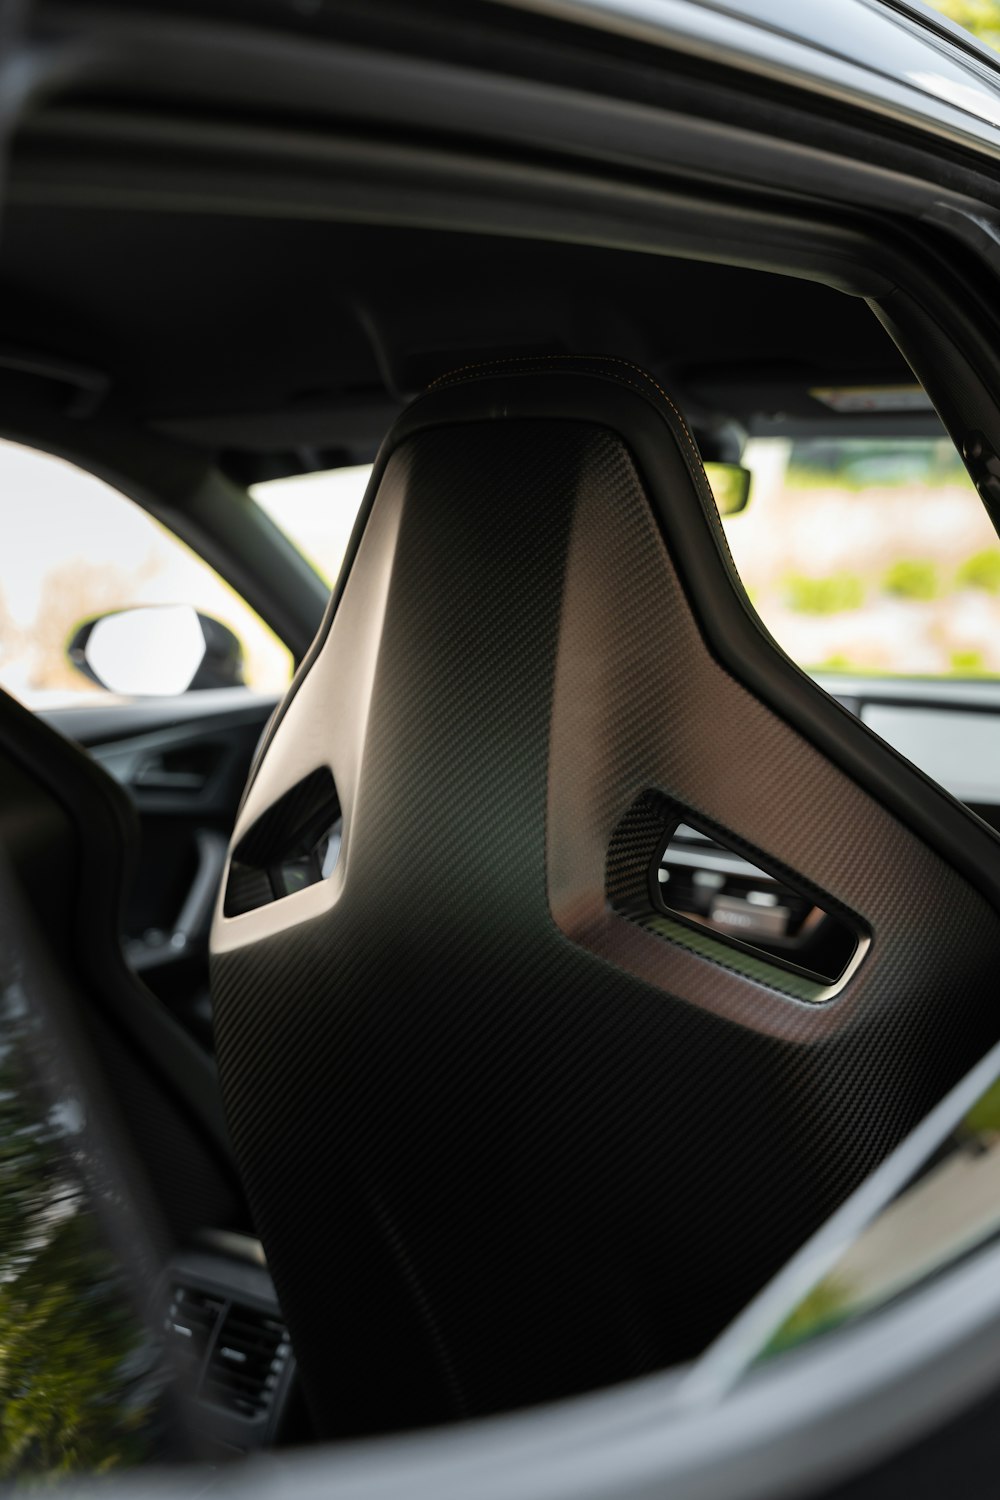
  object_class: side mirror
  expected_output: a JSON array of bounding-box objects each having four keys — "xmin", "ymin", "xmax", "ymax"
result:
[
  {"xmin": 704, "ymin": 461, "xmax": 752, "ymax": 516},
  {"xmin": 67, "ymin": 605, "xmax": 246, "ymax": 697}
]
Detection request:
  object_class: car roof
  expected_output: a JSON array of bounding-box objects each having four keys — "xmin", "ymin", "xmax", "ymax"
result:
[
  {"xmin": 0, "ymin": 0, "xmax": 990, "ymax": 477},
  {"xmin": 496, "ymin": 0, "xmax": 1000, "ymax": 149}
]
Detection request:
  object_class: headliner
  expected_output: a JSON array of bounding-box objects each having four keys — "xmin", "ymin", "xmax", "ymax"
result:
[{"xmin": 0, "ymin": 206, "xmax": 915, "ymax": 468}]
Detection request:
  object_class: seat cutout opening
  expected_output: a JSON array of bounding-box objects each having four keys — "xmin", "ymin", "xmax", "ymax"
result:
[
  {"xmin": 607, "ymin": 792, "xmax": 868, "ymax": 1000},
  {"xmin": 223, "ymin": 768, "xmax": 341, "ymax": 917}
]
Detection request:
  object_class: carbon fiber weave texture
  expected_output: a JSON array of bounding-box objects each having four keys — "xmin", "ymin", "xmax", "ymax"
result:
[{"xmin": 212, "ymin": 376, "xmax": 1000, "ymax": 1438}]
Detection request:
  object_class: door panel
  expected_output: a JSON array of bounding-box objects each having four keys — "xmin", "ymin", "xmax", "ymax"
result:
[{"xmin": 42, "ymin": 688, "xmax": 279, "ymax": 1044}]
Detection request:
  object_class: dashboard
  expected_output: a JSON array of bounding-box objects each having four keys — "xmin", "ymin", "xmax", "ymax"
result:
[{"xmin": 815, "ymin": 672, "xmax": 1000, "ymax": 831}]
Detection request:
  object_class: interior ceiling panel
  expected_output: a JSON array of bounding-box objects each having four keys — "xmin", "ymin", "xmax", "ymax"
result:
[{"xmin": 0, "ymin": 208, "xmax": 909, "ymax": 426}]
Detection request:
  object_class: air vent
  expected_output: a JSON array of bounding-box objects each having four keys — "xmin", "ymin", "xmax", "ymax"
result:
[
  {"xmin": 164, "ymin": 1285, "xmax": 224, "ymax": 1376},
  {"xmin": 202, "ymin": 1303, "xmax": 292, "ymax": 1421},
  {"xmin": 165, "ymin": 1283, "xmax": 293, "ymax": 1427}
]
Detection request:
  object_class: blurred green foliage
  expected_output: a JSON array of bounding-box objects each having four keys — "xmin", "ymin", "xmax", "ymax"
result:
[
  {"xmin": 962, "ymin": 1076, "xmax": 1000, "ymax": 1135},
  {"xmin": 882, "ymin": 559, "xmax": 939, "ymax": 600},
  {"xmin": 762, "ymin": 1275, "xmax": 854, "ymax": 1359},
  {"xmin": 783, "ymin": 572, "xmax": 865, "ymax": 614},
  {"xmin": 0, "ymin": 1219, "xmax": 152, "ymax": 1480},
  {"xmin": 738, "ymin": 435, "xmax": 1000, "ymax": 679},
  {"xmin": 956, "ymin": 548, "xmax": 1000, "ymax": 592},
  {"xmin": 925, "ymin": 0, "xmax": 1000, "ymax": 49},
  {"xmin": 0, "ymin": 990, "xmax": 159, "ymax": 1482},
  {"xmin": 785, "ymin": 439, "xmax": 965, "ymax": 492},
  {"xmin": 950, "ymin": 648, "xmax": 989, "ymax": 674}
]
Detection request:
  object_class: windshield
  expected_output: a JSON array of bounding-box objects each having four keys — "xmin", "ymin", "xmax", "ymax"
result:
[
  {"xmin": 725, "ymin": 434, "xmax": 1000, "ymax": 678},
  {"xmin": 255, "ymin": 436, "xmax": 1000, "ymax": 682}
]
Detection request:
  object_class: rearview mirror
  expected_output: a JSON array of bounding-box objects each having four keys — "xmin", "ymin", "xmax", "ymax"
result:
[
  {"xmin": 704, "ymin": 461, "xmax": 752, "ymax": 516},
  {"xmin": 67, "ymin": 605, "xmax": 246, "ymax": 696}
]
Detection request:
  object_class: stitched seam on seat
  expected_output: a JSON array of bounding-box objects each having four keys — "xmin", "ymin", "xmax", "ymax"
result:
[
  {"xmin": 427, "ymin": 353, "xmax": 711, "ymax": 490},
  {"xmin": 427, "ymin": 354, "xmax": 763, "ymax": 610}
]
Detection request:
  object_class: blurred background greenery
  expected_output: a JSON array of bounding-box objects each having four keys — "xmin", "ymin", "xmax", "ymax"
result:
[
  {"xmin": 722, "ymin": 436, "xmax": 1000, "ymax": 678},
  {"xmin": 0, "ymin": 986, "xmax": 162, "ymax": 1480},
  {"xmin": 925, "ymin": 0, "xmax": 1000, "ymax": 49}
]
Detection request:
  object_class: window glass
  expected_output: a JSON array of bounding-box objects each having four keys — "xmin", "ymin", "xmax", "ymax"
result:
[
  {"xmin": 723, "ymin": 436, "xmax": 1000, "ymax": 678},
  {"xmin": 756, "ymin": 1063, "xmax": 1000, "ymax": 1364},
  {"xmin": 923, "ymin": 1, "xmax": 1000, "ymax": 52},
  {"xmin": 253, "ymin": 435, "xmax": 1000, "ymax": 684},
  {"xmin": 0, "ymin": 439, "xmax": 292, "ymax": 707},
  {"xmin": 251, "ymin": 466, "xmax": 372, "ymax": 589}
]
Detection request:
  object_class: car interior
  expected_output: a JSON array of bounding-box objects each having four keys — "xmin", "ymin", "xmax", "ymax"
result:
[
  {"xmin": 5, "ymin": 0, "xmax": 1000, "ymax": 1488},
  {"xmin": 11, "ymin": 216, "xmax": 971, "ymax": 1034}
]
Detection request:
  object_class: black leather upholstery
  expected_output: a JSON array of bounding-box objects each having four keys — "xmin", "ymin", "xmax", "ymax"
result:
[{"xmin": 211, "ymin": 357, "xmax": 1000, "ymax": 1438}]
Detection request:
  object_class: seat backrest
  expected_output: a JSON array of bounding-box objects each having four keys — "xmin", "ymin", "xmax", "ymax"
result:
[{"xmin": 211, "ymin": 357, "xmax": 1000, "ymax": 1438}]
